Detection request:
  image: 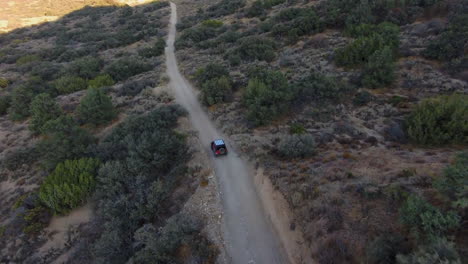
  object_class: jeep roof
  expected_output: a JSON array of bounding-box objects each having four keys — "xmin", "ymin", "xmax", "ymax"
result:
[{"xmin": 213, "ymin": 139, "xmax": 225, "ymax": 146}]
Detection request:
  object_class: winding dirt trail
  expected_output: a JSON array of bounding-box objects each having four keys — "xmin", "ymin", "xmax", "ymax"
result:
[{"xmin": 165, "ymin": 2, "xmax": 287, "ymax": 264}]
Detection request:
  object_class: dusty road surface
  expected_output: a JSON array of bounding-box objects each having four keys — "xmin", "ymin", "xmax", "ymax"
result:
[{"xmin": 165, "ymin": 2, "xmax": 287, "ymax": 264}]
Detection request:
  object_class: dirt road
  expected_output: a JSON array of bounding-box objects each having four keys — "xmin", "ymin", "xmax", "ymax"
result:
[{"xmin": 165, "ymin": 2, "xmax": 287, "ymax": 264}]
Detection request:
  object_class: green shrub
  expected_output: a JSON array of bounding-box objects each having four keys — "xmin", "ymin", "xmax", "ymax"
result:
[
  {"xmin": 0, "ymin": 78, "xmax": 8, "ymax": 88},
  {"xmin": 264, "ymin": 7, "xmax": 324, "ymax": 42},
  {"xmin": 424, "ymin": 15, "xmax": 468, "ymax": 62},
  {"xmin": 396, "ymin": 237, "xmax": 461, "ymax": 264},
  {"xmin": 39, "ymin": 158, "xmax": 100, "ymax": 214},
  {"xmin": 1, "ymin": 146, "xmax": 39, "ymax": 171},
  {"xmin": 206, "ymin": 0, "xmax": 245, "ymax": 17},
  {"xmin": 405, "ymin": 94, "xmax": 468, "ymax": 145},
  {"xmin": 362, "ymin": 46, "xmax": 396, "ymax": 88},
  {"xmin": 30, "ymin": 61, "xmax": 61, "ymax": 81},
  {"xmin": 22, "ymin": 204, "xmax": 50, "ymax": 235},
  {"xmin": 8, "ymin": 85, "xmax": 35, "ymax": 120},
  {"xmin": 200, "ymin": 76, "xmax": 232, "ymax": 106},
  {"xmin": 176, "ymin": 25, "xmax": 221, "ymax": 48},
  {"xmin": 106, "ymin": 57, "xmax": 152, "ymax": 82},
  {"xmin": 92, "ymin": 106, "xmax": 189, "ymax": 262},
  {"xmin": 29, "ymin": 93, "xmax": 63, "ymax": 134},
  {"xmin": 0, "ymin": 95, "xmax": 11, "ymax": 116},
  {"xmin": 138, "ymin": 39, "xmax": 166, "ymax": 58},
  {"xmin": 278, "ymin": 134, "xmax": 316, "ymax": 158},
  {"xmin": 347, "ymin": 22, "xmax": 400, "ymax": 50},
  {"xmin": 131, "ymin": 214, "xmax": 218, "ymax": 263},
  {"xmin": 77, "ymin": 88, "xmax": 117, "ymax": 126},
  {"xmin": 367, "ymin": 234, "xmax": 407, "ymax": 264},
  {"xmin": 16, "ymin": 54, "xmax": 40, "ymax": 65},
  {"xmin": 246, "ymin": 0, "xmax": 285, "ymax": 17},
  {"xmin": 353, "ymin": 91, "xmax": 373, "ymax": 106},
  {"xmin": 243, "ymin": 69, "xmax": 293, "ymax": 126},
  {"xmin": 39, "ymin": 115, "xmax": 95, "ymax": 169},
  {"xmin": 68, "ymin": 56, "xmax": 103, "ymax": 79},
  {"xmin": 294, "ymin": 72, "xmax": 351, "ymax": 102},
  {"xmin": 201, "ymin": 19, "xmax": 223, "ymax": 27},
  {"xmin": 345, "ymin": 0, "xmax": 375, "ymax": 28},
  {"xmin": 194, "ymin": 63, "xmax": 229, "ymax": 85},
  {"xmin": 118, "ymin": 79, "xmax": 155, "ymax": 97},
  {"xmin": 88, "ymin": 74, "xmax": 115, "ymax": 89},
  {"xmin": 289, "ymin": 123, "xmax": 306, "ymax": 134},
  {"xmin": 335, "ymin": 33, "xmax": 385, "ymax": 67},
  {"xmin": 53, "ymin": 75, "xmax": 88, "ymax": 94},
  {"xmin": 399, "ymin": 195, "xmax": 460, "ymax": 240},
  {"xmin": 433, "ymin": 152, "xmax": 468, "ymax": 208},
  {"xmin": 234, "ymin": 36, "xmax": 276, "ymax": 62}
]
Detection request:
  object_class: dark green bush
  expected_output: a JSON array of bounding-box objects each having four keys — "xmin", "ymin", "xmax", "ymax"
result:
[
  {"xmin": 345, "ymin": 0, "xmax": 375, "ymax": 28},
  {"xmin": 396, "ymin": 237, "xmax": 461, "ymax": 264},
  {"xmin": 433, "ymin": 151, "xmax": 468, "ymax": 208},
  {"xmin": 68, "ymin": 56, "xmax": 103, "ymax": 79},
  {"xmin": 16, "ymin": 54, "xmax": 40, "ymax": 65},
  {"xmin": 39, "ymin": 115, "xmax": 95, "ymax": 169},
  {"xmin": 96, "ymin": 105, "xmax": 187, "ymax": 165},
  {"xmin": 8, "ymin": 85, "xmax": 35, "ymax": 120},
  {"xmin": 424, "ymin": 15, "xmax": 468, "ymax": 62},
  {"xmin": 176, "ymin": 25, "xmax": 222, "ymax": 48},
  {"xmin": 399, "ymin": 195, "xmax": 460, "ymax": 240},
  {"xmin": 194, "ymin": 63, "xmax": 229, "ymax": 85},
  {"xmin": 138, "ymin": 39, "xmax": 166, "ymax": 58},
  {"xmin": 77, "ymin": 88, "xmax": 117, "ymax": 126},
  {"xmin": 335, "ymin": 33, "xmax": 385, "ymax": 67},
  {"xmin": 405, "ymin": 94, "xmax": 468, "ymax": 145},
  {"xmin": 367, "ymin": 234, "xmax": 407, "ymax": 264},
  {"xmin": 29, "ymin": 93, "xmax": 63, "ymax": 134},
  {"xmin": 22, "ymin": 204, "xmax": 51, "ymax": 235},
  {"xmin": 234, "ymin": 36, "xmax": 276, "ymax": 62},
  {"xmin": 321, "ymin": 0, "xmax": 442, "ymax": 28},
  {"xmin": 277, "ymin": 134, "xmax": 316, "ymax": 158},
  {"xmin": 88, "ymin": 74, "xmax": 115, "ymax": 89},
  {"xmin": 243, "ymin": 69, "xmax": 293, "ymax": 125},
  {"xmin": 294, "ymin": 72, "xmax": 351, "ymax": 102},
  {"xmin": 353, "ymin": 91, "xmax": 373, "ymax": 106},
  {"xmin": 264, "ymin": 7, "xmax": 324, "ymax": 43},
  {"xmin": 246, "ymin": 0, "xmax": 285, "ymax": 17},
  {"xmin": 346, "ymin": 22, "xmax": 400, "ymax": 50},
  {"xmin": 53, "ymin": 75, "xmax": 88, "ymax": 94},
  {"xmin": 200, "ymin": 76, "xmax": 232, "ymax": 106},
  {"xmin": 362, "ymin": 46, "xmax": 396, "ymax": 88},
  {"xmin": 1, "ymin": 146, "xmax": 39, "ymax": 171},
  {"xmin": 118, "ymin": 78, "xmax": 155, "ymax": 97},
  {"xmin": 30, "ymin": 61, "xmax": 61, "ymax": 81},
  {"xmin": 206, "ymin": 0, "xmax": 246, "ymax": 17},
  {"xmin": 39, "ymin": 158, "xmax": 100, "ymax": 214},
  {"xmin": 106, "ymin": 57, "xmax": 152, "ymax": 82},
  {"xmin": 131, "ymin": 214, "xmax": 218, "ymax": 263},
  {"xmin": 0, "ymin": 95, "xmax": 11, "ymax": 116},
  {"xmin": 289, "ymin": 123, "xmax": 306, "ymax": 134},
  {"xmin": 92, "ymin": 106, "xmax": 190, "ymax": 262}
]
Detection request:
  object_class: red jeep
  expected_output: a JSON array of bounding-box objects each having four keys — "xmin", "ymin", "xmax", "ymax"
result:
[{"xmin": 211, "ymin": 139, "xmax": 228, "ymax": 156}]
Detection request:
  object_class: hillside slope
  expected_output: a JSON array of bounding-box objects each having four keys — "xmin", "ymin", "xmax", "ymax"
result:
[
  {"xmin": 172, "ymin": 0, "xmax": 468, "ymax": 263},
  {"xmin": 0, "ymin": 2, "xmax": 222, "ymax": 263}
]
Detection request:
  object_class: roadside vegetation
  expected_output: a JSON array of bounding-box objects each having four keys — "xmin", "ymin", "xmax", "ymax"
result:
[{"xmin": 0, "ymin": 2, "xmax": 218, "ymax": 263}]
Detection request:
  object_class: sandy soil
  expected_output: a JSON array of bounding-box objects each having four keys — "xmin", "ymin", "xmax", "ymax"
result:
[
  {"xmin": 254, "ymin": 168, "xmax": 314, "ymax": 264},
  {"xmin": 166, "ymin": 2, "xmax": 287, "ymax": 263},
  {"xmin": 38, "ymin": 204, "xmax": 92, "ymax": 255}
]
